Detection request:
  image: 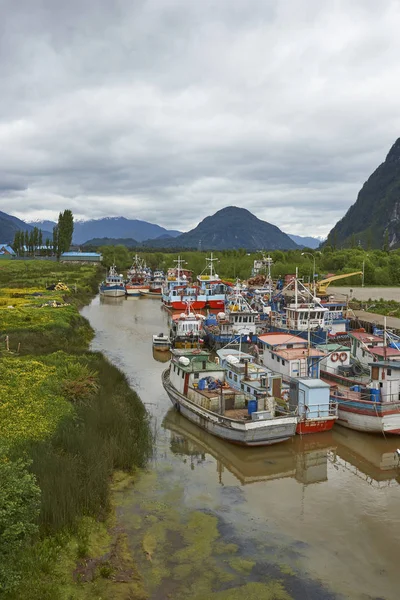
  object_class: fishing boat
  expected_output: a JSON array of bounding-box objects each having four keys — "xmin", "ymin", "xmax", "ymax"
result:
[
  {"xmin": 125, "ymin": 254, "xmax": 151, "ymax": 296},
  {"xmin": 162, "ymin": 257, "xmax": 206, "ymax": 310},
  {"xmin": 268, "ymin": 270, "xmax": 334, "ymax": 345},
  {"xmin": 161, "ymin": 349, "xmax": 298, "ymax": 446},
  {"xmin": 217, "ymin": 346, "xmax": 338, "ymax": 435},
  {"xmin": 330, "ymin": 359, "xmax": 400, "ymax": 434},
  {"xmin": 141, "ymin": 269, "xmax": 166, "ymax": 297},
  {"xmin": 170, "ymin": 302, "xmax": 205, "ymax": 349},
  {"xmin": 152, "ymin": 333, "xmax": 171, "ymax": 352},
  {"xmin": 203, "ymin": 281, "xmax": 262, "ymax": 349},
  {"xmin": 99, "ymin": 265, "xmax": 126, "ymax": 297},
  {"xmin": 196, "ymin": 253, "xmax": 229, "ymax": 310}
]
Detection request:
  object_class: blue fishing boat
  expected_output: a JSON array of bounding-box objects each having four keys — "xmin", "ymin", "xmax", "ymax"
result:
[{"xmin": 99, "ymin": 264, "xmax": 126, "ymax": 297}]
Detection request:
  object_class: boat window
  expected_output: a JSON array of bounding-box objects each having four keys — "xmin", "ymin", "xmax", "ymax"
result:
[
  {"xmin": 282, "ymin": 360, "xmax": 285, "ymax": 366},
  {"xmin": 247, "ymin": 386, "xmax": 251, "ymax": 392},
  {"xmin": 241, "ymin": 384, "xmax": 244, "ymax": 390},
  {"xmin": 182, "ymin": 371, "xmax": 185, "ymax": 379},
  {"xmin": 229, "ymin": 371, "xmax": 232, "ymax": 378},
  {"xmin": 243, "ymin": 316, "xmax": 248, "ymax": 323},
  {"xmin": 173, "ymin": 365, "xmax": 176, "ymax": 372},
  {"xmin": 234, "ymin": 374, "xmax": 238, "ymax": 382},
  {"xmin": 286, "ymin": 344, "xmax": 293, "ymax": 349},
  {"xmin": 277, "ymin": 357, "xmax": 280, "ymax": 363},
  {"xmin": 194, "ymin": 372, "xmax": 199, "ymax": 379},
  {"xmin": 387, "ymin": 368, "xmax": 392, "ymax": 376}
]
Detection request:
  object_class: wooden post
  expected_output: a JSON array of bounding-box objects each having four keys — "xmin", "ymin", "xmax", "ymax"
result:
[
  {"xmin": 6, "ymin": 335, "xmax": 9, "ymax": 351},
  {"xmin": 220, "ymin": 385, "xmax": 225, "ymax": 415}
]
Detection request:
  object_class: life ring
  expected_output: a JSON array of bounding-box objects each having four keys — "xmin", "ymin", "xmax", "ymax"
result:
[
  {"xmin": 339, "ymin": 352, "xmax": 347, "ymax": 362},
  {"xmin": 331, "ymin": 352, "xmax": 339, "ymax": 362}
]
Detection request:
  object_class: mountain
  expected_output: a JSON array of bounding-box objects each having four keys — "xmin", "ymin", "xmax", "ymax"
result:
[
  {"xmin": 143, "ymin": 206, "xmax": 298, "ymax": 250},
  {"xmin": 82, "ymin": 237, "xmax": 139, "ymax": 247},
  {"xmin": 287, "ymin": 234, "xmax": 324, "ymax": 249},
  {"xmin": 26, "ymin": 218, "xmax": 182, "ymax": 244},
  {"xmin": 326, "ymin": 138, "xmax": 400, "ymax": 249},
  {"xmin": 0, "ymin": 211, "xmax": 52, "ymax": 243}
]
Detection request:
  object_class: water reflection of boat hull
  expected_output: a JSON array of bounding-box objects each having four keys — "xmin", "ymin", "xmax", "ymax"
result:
[
  {"xmin": 332, "ymin": 426, "xmax": 400, "ymax": 483},
  {"xmin": 99, "ymin": 294, "xmax": 125, "ymax": 304},
  {"xmin": 163, "ymin": 408, "xmax": 335, "ymax": 485}
]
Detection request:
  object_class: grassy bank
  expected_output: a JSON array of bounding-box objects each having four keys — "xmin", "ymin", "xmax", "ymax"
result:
[{"xmin": 0, "ymin": 260, "xmax": 151, "ymax": 599}]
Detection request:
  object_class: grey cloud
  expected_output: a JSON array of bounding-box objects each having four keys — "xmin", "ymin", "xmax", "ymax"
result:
[{"xmin": 1, "ymin": 0, "xmax": 400, "ymax": 236}]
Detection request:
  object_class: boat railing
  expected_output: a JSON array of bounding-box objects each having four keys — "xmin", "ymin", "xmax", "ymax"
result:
[{"xmin": 304, "ymin": 402, "xmax": 338, "ymax": 419}]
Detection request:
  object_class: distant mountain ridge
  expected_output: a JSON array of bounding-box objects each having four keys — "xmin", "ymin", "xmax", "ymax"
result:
[
  {"xmin": 0, "ymin": 211, "xmax": 52, "ymax": 243},
  {"xmin": 143, "ymin": 206, "xmax": 298, "ymax": 250},
  {"xmin": 326, "ymin": 138, "xmax": 400, "ymax": 248},
  {"xmin": 287, "ymin": 234, "xmax": 324, "ymax": 249},
  {"xmin": 26, "ymin": 217, "xmax": 182, "ymax": 244}
]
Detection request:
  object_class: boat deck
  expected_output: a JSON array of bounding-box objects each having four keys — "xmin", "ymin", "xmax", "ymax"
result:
[{"xmin": 224, "ymin": 408, "xmax": 251, "ymax": 420}]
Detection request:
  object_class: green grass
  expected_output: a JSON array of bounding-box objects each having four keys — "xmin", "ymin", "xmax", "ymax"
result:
[{"xmin": 0, "ymin": 260, "xmax": 152, "ymax": 598}]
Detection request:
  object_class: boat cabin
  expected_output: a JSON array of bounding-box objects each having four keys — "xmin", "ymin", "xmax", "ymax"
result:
[
  {"xmin": 217, "ymin": 349, "xmax": 281, "ymax": 413},
  {"xmin": 317, "ymin": 343, "xmax": 351, "ymax": 375},
  {"xmin": 258, "ymin": 333, "xmax": 326, "ymax": 380},
  {"xmin": 369, "ymin": 360, "xmax": 400, "ymax": 402},
  {"xmin": 169, "ymin": 349, "xmax": 274, "ymax": 417},
  {"xmin": 349, "ymin": 331, "xmax": 400, "ymax": 368},
  {"xmin": 270, "ymin": 302, "xmax": 327, "ymax": 332},
  {"xmin": 289, "ymin": 378, "xmax": 332, "ymax": 420}
]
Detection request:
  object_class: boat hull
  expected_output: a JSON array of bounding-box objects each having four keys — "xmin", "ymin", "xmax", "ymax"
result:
[
  {"xmin": 140, "ymin": 290, "xmax": 162, "ymax": 298},
  {"xmin": 126, "ymin": 285, "xmax": 149, "ymax": 296},
  {"xmin": 162, "ymin": 370, "xmax": 297, "ymax": 446},
  {"xmin": 207, "ymin": 299, "xmax": 225, "ymax": 310},
  {"xmin": 166, "ymin": 300, "xmax": 206, "ymax": 310},
  {"xmin": 333, "ymin": 396, "xmax": 400, "ymax": 434},
  {"xmin": 99, "ymin": 286, "xmax": 126, "ymax": 297},
  {"xmin": 296, "ymin": 416, "xmax": 337, "ymax": 435}
]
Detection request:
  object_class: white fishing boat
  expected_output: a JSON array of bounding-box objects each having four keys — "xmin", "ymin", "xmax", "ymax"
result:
[
  {"xmin": 99, "ymin": 265, "xmax": 126, "ymax": 297},
  {"xmin": 170, "ymin": 301, "xmax": 205, "ymax": 349},
  {"xmin": 162, "ymin": 349, "xmax": 298, "ymax": 446},
  {"xmin": 152, "ymin": 333, "xmax": 171, "ymax": 352},
  {"xmin": 330, "ymin": 360, "xmax": 400, "ymax": 434}
]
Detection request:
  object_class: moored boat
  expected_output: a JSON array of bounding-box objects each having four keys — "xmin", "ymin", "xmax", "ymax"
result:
[
  {"xmin": 152, "ymin": 333, "xmax": 171, "ymax": 352},
  {"xmin": 197, "ymin": 253, "xmax": 229, "ymax": 310},
  {"xmin": 330, "ymin": 359, "xmax": 400, "ymax": 434},
  {"xmin": 125, "ymin": 254, "xmax": 151, "ymax": 296},
  {"xmin": 170, "ymin": 302, "xmax": 205, "ymax": 349},
  {"xmin": 203, "ymin": 281, "xmax": 261, "ymax": 348},
  {"xmin": 99, "ymin": 264, "xmax": 126, "ymax": 297},
  {"xmin": 162, "ymin": 349, "xmax": 298, "ymax": 446}
]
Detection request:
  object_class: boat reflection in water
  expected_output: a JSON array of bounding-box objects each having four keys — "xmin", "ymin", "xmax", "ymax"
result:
[
  {"xmin": 332, "ymin": 427, "xmax": 400, "ymax": 487},
  {"xmin": 153, "ymin": 348, "xmax": 171, "ymax": 363},
  {"xmin": 163, "ymin": 408, "xmax": 336, "ymax": 486},
  {"xmin": 99, "ymin": 294, "xmax": 126, "ymax": 306}
]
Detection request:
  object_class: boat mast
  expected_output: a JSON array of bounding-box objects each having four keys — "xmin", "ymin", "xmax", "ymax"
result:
[
  {"xmin": 294, "ymin": 267, "xmax": 298, "ymax": 308},
  {"xmin": 267, "ymin": 255, "xmax": 272, "ymax": 298},
  {"xmin": 206, "ymin": 252, "xmax": 218, "ymax": 279}
]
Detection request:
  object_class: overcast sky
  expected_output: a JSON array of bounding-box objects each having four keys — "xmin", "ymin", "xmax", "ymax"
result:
[{"xmin": 1, "ymin": 0, "xmax": 400, "ymax": 236}]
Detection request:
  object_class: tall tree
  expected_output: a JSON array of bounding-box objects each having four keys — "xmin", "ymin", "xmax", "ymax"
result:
[{"xmin": 55, "ymin": 210, "xmax": 74, "ymax": 259}]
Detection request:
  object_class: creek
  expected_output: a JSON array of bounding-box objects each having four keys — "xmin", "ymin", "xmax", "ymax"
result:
[{"xmin": 82, "ymin": 295, "xmax": 400, "ymax": 600}]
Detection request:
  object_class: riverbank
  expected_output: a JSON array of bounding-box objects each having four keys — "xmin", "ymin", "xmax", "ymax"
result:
[{"xmin": 0, "ymin": 260, "xmax": 152, "ymax": 599}]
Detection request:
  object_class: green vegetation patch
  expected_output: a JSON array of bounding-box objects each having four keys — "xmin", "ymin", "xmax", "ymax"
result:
[{"xmin": 0, "ymin": 355, "xmax": 74, "ymax": 447}]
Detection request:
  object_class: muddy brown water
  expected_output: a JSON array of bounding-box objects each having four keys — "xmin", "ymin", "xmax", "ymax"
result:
[{"xmin": 82, "ymin": 295, "xmax": 400, "ymax": 600}]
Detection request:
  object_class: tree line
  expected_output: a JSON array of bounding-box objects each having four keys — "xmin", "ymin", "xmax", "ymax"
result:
[
  {"xmin": 12, "ymin": 210, "xmax": 74, "ymax": 259},
  {"xmin": 95, "ymin": 244, "xmax": 400, "ymax": 286}
]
